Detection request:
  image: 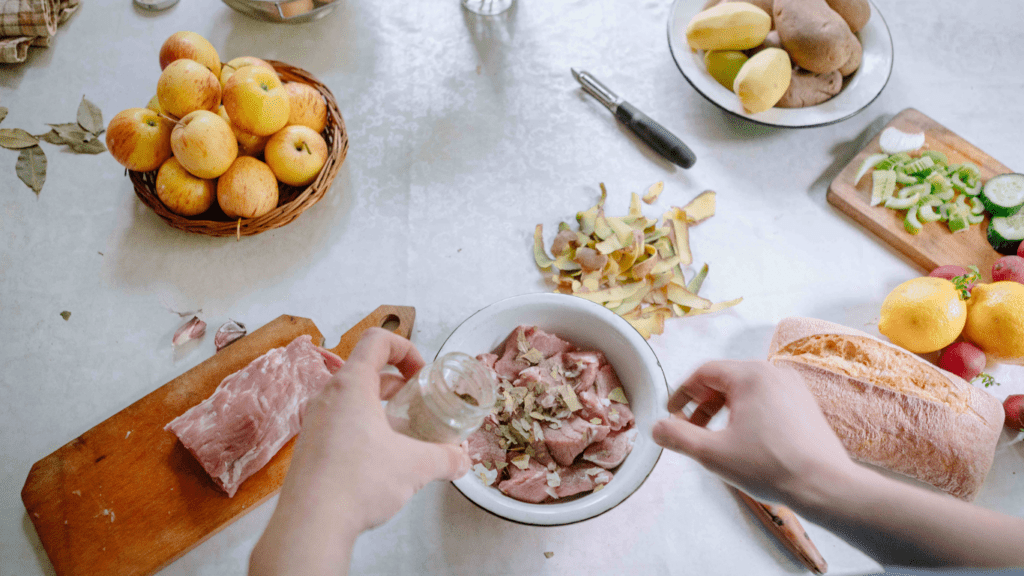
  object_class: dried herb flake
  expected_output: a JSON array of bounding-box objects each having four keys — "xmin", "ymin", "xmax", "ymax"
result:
[{"xmin": 60, "ymin": 311, "xmax": 71, "ymax": 321}]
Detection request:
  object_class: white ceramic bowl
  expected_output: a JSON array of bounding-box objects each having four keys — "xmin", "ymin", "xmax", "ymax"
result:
[
  {"xmin": 667, "ymin": 0, "xmax": 893, "ymax": 128},
  {"xmin": 442, "ymin": 293, "xmax": 669, "ymax": 526}
]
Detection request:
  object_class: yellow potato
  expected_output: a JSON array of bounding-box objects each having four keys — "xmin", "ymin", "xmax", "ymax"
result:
[
  {"xmin": 685, "ymin": 2, "xmax": 772, "ymax": 51},
  {"xmin": 733, "ymin": 47, "xmax": 792, "ymax": 113}
]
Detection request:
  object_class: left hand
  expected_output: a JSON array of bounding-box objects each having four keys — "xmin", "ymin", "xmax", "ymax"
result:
[{"xmin": 250, "ymin": 328, "xmax": 471, "ymax": 576}]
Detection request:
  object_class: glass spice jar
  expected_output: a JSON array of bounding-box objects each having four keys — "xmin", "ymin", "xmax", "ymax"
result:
[{"xmin": 385, "ymin": 352, "xmax": 497, "ymax": 444}]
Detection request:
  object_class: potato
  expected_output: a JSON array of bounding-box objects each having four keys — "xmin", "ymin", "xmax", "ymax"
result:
[
  {"xmin": 838, "ymin": 34, "xmax": 862, "ymax": 76},
  {"xmin": 703, "ymin": 0, "xmax": 775, "ymax": 27},
  {"xmin": 774, "ymin": 0, "xmax": 858, "ymax": 74},
  {"xmin": 824, "ymin": 0, "xmax": 871, "ymax": 33},
  {"xmin": 775, "ymin": 67, "xmax": 841, "ymax": 108},
  {"xmin": 686, "ymin": 2, "xmax": 772, "ymax": 51},
  {"xmin": 733, "ymin": 47, "xmax": 792, "ymax": 113},
  {"xmin": 704, "ymin": 50, "xmax": 749, "ymax": 90},
  {"xmin": 745, "ymin": 29, "xmax": 782, "ymax": 56}
]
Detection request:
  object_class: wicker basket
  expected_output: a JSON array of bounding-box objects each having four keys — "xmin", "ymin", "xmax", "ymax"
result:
[{"xmin": 130, "ymin": 60, "xmax": 348, "ymax": 237}]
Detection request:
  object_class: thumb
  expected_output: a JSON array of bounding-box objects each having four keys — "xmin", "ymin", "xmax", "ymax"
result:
[
  {"xmin": 652, "ymin": 415, "xmax": 716, "ymax": 461},
  {"xmin": 415, "ymin": 442, "xmax": 473, "ymax": 482}
]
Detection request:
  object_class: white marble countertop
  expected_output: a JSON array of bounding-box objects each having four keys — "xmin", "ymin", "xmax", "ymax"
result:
[{"xmin": 2, "ymin": 1, "xmax": 1023, "ymax": 575}]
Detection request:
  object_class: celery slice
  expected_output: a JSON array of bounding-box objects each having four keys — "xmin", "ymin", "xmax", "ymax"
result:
[
  {"xmin": 855, "ymin": 153, "xmax": 889, "ymax": 185},
  {"xmin": 898, "ymin": 183, "xmax": 930, "ymax": 199},
  {"xmin": 904, "ymin": 205, "xmax": 923, "ymax": 234},
  {"xmin": 871, "ymin": 170, "xmax": 897, "ymax": 206},
  {"xmin": 904, "ymin": 156, "xmax": 935, "ymax": 175},
  {"xmin": 885, "ymin": 193, "xmax": 920, "ymax": 210},
  {"xmin": 969, "ymin": 196, "xmax": 985, "ymax": 215},
  {"xmin": 921, "ymin": 150, "xmax": 948, "ymax": 165},
  {"xmin": 948, "ymin": 212, "xmax": 970, "ymax": 233},
  {"xmin": 918, "ymin": 201, "xmax": 941, "ymax": 222},
  {"xmin": 967, "ymin": 212, "xmax": 985, "ymax": 225}
]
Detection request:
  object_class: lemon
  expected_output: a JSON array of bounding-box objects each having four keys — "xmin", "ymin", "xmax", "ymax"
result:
[
  {"xmin": 963, "ymin": 282, "xmax": 1024, "ymax": 362},
  {"xmin": 878, "ymin": 277, "xmax": 967, "ymax": 354}
]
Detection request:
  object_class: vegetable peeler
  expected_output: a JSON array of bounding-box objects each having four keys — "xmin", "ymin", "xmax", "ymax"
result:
[{"xmin": 572, "ymin": 68, "xmax": 696, "ymax": 169}]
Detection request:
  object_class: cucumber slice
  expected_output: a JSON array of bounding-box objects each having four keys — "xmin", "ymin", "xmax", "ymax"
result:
[
  {"xmin": 980, "ymin": 173, "xmax": 1024, "ymax": 217},
  {"xmin": 988, "ymin": 211, "xmax": 1024, "ymax": 255}
]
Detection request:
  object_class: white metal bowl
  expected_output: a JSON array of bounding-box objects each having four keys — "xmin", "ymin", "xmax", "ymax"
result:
[
  {"xmin": 221, "ymin": 0, "xmax": 338, "ymax": 23},
  {"xmin": 667, "ymin": 0, "xmax": 894, "ymax": 128},
  {"xmin": 443, "ymin": 293, "xmax": 669, "ymax": 526}
]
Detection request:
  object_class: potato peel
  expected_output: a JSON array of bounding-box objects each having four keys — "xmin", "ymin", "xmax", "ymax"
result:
[{"xmin": 536, "ymin": 184, "xmax": 741, "ymax": 339}]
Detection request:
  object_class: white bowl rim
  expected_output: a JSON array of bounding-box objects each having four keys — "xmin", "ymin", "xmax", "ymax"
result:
[
  {"xmin": 666, "ymin": 0, "xmax": 894, "ymax": 128},
  {"xmin": 441, "ymin": 292, "xmax": 669, "ymax": 527}
]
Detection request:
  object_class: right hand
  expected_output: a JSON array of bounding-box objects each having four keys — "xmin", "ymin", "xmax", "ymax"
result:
[{"xmin": 652, "ymin": 360, "xmax": 856, "ymax": 505}]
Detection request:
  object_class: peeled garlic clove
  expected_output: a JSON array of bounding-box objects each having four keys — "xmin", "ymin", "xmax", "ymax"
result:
[
  {"xmin": 173, "ymin": 316, "xmax": 206, "ymax": 347},
  {"xmin": 215, "ymin": 319, "xmax": 247, "ymax": 351}
]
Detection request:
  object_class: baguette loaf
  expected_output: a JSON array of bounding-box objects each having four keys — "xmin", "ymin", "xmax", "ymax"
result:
[{"xmin": 767, "ymin": 317, "xmax": 1004, "ymax": 501}]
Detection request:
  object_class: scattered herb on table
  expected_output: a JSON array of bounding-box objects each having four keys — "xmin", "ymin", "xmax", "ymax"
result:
[{"xmin": 1, "ymin": 96, "xmax": 106, "ymax": 195}]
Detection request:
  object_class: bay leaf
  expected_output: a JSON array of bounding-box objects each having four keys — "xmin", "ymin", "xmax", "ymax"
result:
[
  {"xmin": 0, "ymin": 128, "xmax": 39, "ymax": 149},
  {"xmin": 68, "ymin": 137, "xmax": 107, "ymax": 154},
  {"xmin": 37, "ymin": 130, "xmax": 66, "ymax": 145},
  {"xmin": 77, "ymin": 96, "xmax": 104, "ymax": 135},
  {"xmin": 48, "ymin": 123, "xmax": 88, "ymax": 144},
  {"xmin": 0, "ymin": 107, "xmax": 7, "ymax": 124},
  {"xmin": 15, "ymin": 145, "xmax": 47, "ymax": 194}
]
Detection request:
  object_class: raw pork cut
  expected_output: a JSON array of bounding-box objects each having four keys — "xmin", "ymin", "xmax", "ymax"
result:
[{"xmin": 165, "ymin": 334, "xmax": 344, "ymax": 497}]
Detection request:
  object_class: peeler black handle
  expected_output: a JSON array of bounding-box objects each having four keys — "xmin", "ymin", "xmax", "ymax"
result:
[{"xmin": 615, "ymin": 101, "xmax": 696, "ymax": 169}]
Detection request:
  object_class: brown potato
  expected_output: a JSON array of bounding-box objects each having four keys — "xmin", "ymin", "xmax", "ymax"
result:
[
  {"xmin": 838, "ymin": 34, "xmax": 862, "ymax": 76},
  {"xmin": 775, "ymin": 67, "xmax": 842, "ymax": 108},
  {"xmin": 824, "ymin": 0, "xmax": 871, "ymax": 33},
  {"xmin": 745, "ymin": 29, "xmax": 782, "ymax": 57},
  {"xmin": 774, "ymin": 0, "xmax": 857, "ymax": 74}
]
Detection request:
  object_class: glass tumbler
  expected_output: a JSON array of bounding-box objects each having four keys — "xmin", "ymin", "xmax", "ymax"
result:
[
  {"xmin": 461, "ymin": 0, "xmax": 514, "ymax": 16},
  {"xmin": 385, "ymin": 352, "xmax": 497, "ymax": 444}
]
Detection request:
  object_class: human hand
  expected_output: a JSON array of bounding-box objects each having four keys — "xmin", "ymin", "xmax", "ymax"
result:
[
  {"xmin": 250, "ymin": 329, "xmax": 471, "ymax": 576},
  {"xmin": 652, "ymin": 360, "xmax": 856, "ymax": 505}
]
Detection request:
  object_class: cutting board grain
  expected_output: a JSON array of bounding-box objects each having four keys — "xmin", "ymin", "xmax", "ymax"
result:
[
  {"xmin": 21, "ymin": 305, "xmax": 415, "ymax": 576},
  {"xmin": 827, "ymin": 108, "xmax": 1014, "ymax": 281}
]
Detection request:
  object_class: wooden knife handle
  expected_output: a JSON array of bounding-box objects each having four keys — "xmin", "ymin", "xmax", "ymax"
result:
[
  {"xmin": 328, "ymin": 305, "xmax": 416, "ymax": 359},
  {"xmin": 737, "ymin": 490, "xmax": 828, "ymax": 574}
]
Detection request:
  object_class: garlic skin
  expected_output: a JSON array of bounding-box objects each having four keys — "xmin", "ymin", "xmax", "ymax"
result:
[
  {"xmin": 173, "ymin": 316, "xmax": 206, "ymax": 347},
  {"xmin": 215, "ymin": 319, "xmax": 247, "ymax": 351}
]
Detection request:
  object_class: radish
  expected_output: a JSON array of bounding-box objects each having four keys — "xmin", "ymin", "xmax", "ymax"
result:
[
  {"xmin": 929, "ymin": 265, "xmax": 978, "ymax": 293},
  {"xmin": 939, "ymin": 342, "xmax": 986, "ymax": 382},
  {"xmin": 1005, "ymin": 395, "xmax": 1024, "ymax": 431},
  {"xmin": 992, "ymin": 255, "xmax": 1024, "ymax": 284}
]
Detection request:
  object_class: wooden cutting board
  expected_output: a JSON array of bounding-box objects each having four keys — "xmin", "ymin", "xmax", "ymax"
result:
[
  {"xmin": 827, "ymin": 108, "xmax": 1015, "ymax": 281},
  {"xmin": 21, "ymin": 305, "xmax": 415, "ymax": 576}
]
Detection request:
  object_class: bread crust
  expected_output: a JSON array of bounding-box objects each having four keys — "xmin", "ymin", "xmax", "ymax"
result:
[{"xmin": 768, "ymin": 317, "xmax": 1004, "ymax": 501}]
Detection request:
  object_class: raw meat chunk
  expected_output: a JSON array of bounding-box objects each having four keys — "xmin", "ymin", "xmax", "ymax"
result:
[
  {"xmin": 466, "ymin": 418, "xmax": 507, "ymax": 468},
  {"xmin": 583, "ymin": 429, "xmax": 638, "ymax": 469},
  {"xmin": 564, "ymin": 351, "xmax": 603, "ymax": 393},
  {"xmin": 498, "ymin": 459, "xmax": 550, "ymax": 504},
  {"xmin": 544, "ymin": 417, "xmax": 610, "ymax": 467},
  {"xmin": 493, "ymin": 326, "xmax": 574, "ymax": 380},
  {"xmin": 553, "ymin": 463, "xmax": 614, "ymax": 499},
  {"xmin": 165, "ymin": 335, "xmax": 343, "ymax": 497}
]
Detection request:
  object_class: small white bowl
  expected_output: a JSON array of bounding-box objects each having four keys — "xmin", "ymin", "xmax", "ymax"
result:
[{"xmin": 442, "ymin": 293, "xmax": 669, "ymax": 526}]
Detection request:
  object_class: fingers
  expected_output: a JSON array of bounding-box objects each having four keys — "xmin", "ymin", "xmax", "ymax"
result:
[
  {"xmin": 339, "ymin": 329, "xmax": 425, "ymax": 397},
  {"xmin": 414, "ymin": 442, "xmax": 472, "ymax": 482},
  {"xmin": 379, "ymin": 372, "xmax": 408, "ymax": 401},
  {"xmin": 652, "ymin": 415, "xmax": 716, "ymax": 460}
]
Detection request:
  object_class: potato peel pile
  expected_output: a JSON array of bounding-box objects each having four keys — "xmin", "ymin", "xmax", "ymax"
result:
[{"xmin": 534, "ymin": 183, "xmax": 742, "ymax": 338}]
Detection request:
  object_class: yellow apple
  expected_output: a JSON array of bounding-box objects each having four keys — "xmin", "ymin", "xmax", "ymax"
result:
[
  {"xmin": 105, "ymin": 108, "xmax": 174, "ymax": 172},
  {"xmin": 219, "ymin": 56, "xmax": 275, "ymax": 90},
  {"xmin": 217, "ymin": 156, "xmax": 279, "ymax": 219},
  {"xmin": 170, "ymin": 110, "xmax": 238, "ymax": 179},
  {"xmin": 218, "ymin": 105, "xmax": 269, "ymax": 157},
  {"xmin": 159, "ymin": 31, "xmax": 221, "ymax": 77},
  {"xmin": 284, "ymin": 82, "xmax": 328, "ymax": 134},
  {"xmin": 222, "ymin": 66, "xmax": 290, "ymax": 137},
  {"xmin": 157, "ymin": 59, "xmax": 221, "ymax": 119},
  {"xmin": 264, "ymin": 125, "xmax": 328, "ymax": 187},
  {"xmin": 155, "ymin": 157, "xmax": 216, "ymax": 216}
]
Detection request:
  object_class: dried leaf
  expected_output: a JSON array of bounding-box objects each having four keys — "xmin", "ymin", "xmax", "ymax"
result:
[
  {"xmin": 544, "ymin": 552, "xmax": 554, "ymax": 559},
  {"xmin": 0, "ymin": 128, "xmax": 39, "ymax": 149},
  {"xmin": 48, "ymin": 123, "xmax": 88, "ymax": 144},
  {"xmin": 36, "ymin": 130, "xmax": 66, "ymax": 145},
  {"xmin": 215, "ymin": 319, "xmax": 247, "ymax": 351},
  {"xmin": 60, "ymin": 311, "xmax": 71, "ymax": 321},
  {"xmin": 77, "ymin": 96, "xmax": 104, "ymax": 135},
  {"xmin": 67, "ymin": 137, "xmax": 107, "ymax": 155},
  {"xmin": 0, "ymin": 107, "xmax": 7, "ymax": 124},
  {"xmin": 15, "ymin": 145, "xmax": 46, "ymax": 194},
  {"xmin": 172, "ymin": 316, "xmax": 206, "ymax": 346}
]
